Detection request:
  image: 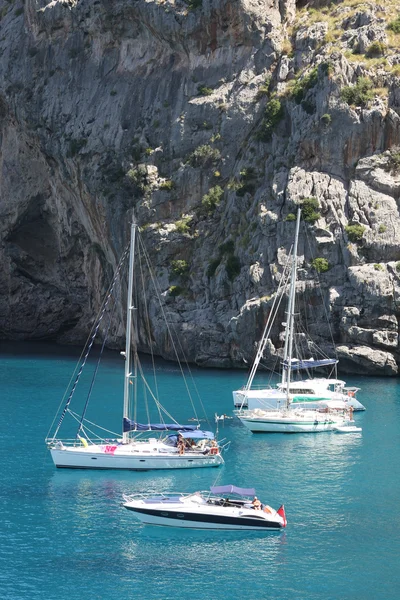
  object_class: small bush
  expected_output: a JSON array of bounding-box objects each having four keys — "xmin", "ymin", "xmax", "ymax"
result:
[
  {"xmin": 320, "ymin": 113, "xmax": 332, "ymax": 126},
  {"xmin": 175, "ymin": 217, "xmax": 192, "ymax": 234},
  {"xmin": 345, "ymin": 224, "xmax": 366, "ymax": 242},
  {"xmin": 378, "ymin": 224, "xmax": 387, "ymax": 233},
  {"xmin": 226, "ymin": 255, "xmax": 241, "ymax": 281},
  {"xmin": 189, "ymin": 145, "xmax": 221, "ymax": 167},
  {"xmin": 374, "ymin": 263, "xmax": 383, "ymax": 271},
  {"xmin": 257, "ymin": 98, "xmax": 284, "ymax": 142},
  {"xmin": 292, "ymin": 67, "xmax": 319, "ymax": 104},
  {"xmin": 201, "ymin": 185, "xmax": 224, "ymax": 214},
  {"xmin": 159, "ymin": 179, "xmax": 174, "ymax": 191},
  {"xmin": 320, "ymin": 62, "xmax": 334, "ymax": 77},
  {"xmin": 286, "ymin": 213, "xmax": 296, "ymax": 221},
  {"xmin": 126, "ymin": 165, "xmax": 149, "ymax": 193},
  {"xmin": 311, "ymin": 257, "xmax": 329, "ymax": 273},
  {"xmin": 301, "ymin": 197, "xmax": 320, "ymax": 223},
  {"xmin": 169, "ymin": 285, "xmax": 183, "ymax": 297},
  {"xmin": 236, "ymin": 167, "xmax": 257, "ymax": 197},
  {"xmin": 341, "ymin": 77, "xmax": 374, "ymax": 108},
  {"xmin": 171, "ymin": 260, "xmax": 189, "ymax": 276},
  {"xmin": 388, "ymin": 17, "xmax": 400, "ymax": 34},
  {"xmin": 197, "ymin": 85, "xmax": 213, "ymax": 96},
  {"xmin": 255, "ymin": 76, "xmax": 271, "ymax": 101},
  {"xmin": 365, "ymin": 41, "xmax": 386, "ymax": 58}
]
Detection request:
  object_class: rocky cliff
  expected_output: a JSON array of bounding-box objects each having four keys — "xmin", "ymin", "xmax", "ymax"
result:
[{"xmin": 1, "ymin": 0, "xmax": 400, "ymax": 375}]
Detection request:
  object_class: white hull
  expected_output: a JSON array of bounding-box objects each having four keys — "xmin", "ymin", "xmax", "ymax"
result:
[
  {"xmin": 334, "ymin": 425, "xmax": 362, "ymax": 433},
  {"xmin": 126, "ymin": 511, "xmax": 279, "ymax": 530},
  {"xmin": 50, "ymin": 443, "xmax": 223, "ymax": 470},
  {"xmin": 123, "ymin": 494, "xmax": 285, "ymax": 530},
  {"xmin": 233, "ymin": 389, "xmax": 365, "ymax": 412},
  {"xmin": 238, "ymin": 409, "xmax": 350, "ymax": 433}
]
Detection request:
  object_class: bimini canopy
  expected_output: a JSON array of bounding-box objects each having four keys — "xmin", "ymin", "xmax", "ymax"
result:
[
  {"xmin": 123, "ymin": 418, "xmax": 198, "ymax": 433},
  {"xmin": 210, "ymin": 485, "xmax": 256, "ymax": 497},
  {"xmin": 167, "ymin": 430, "xmax": 215, "ymax": 443},
  {"xmin": 283, "ymin": 358, "xmax": 338, "ymax": 371}
]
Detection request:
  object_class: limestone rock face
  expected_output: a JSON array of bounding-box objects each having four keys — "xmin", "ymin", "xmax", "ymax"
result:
[{"xmin": 1, "ymin": 0, "xmax": 400, "ymax": 375}]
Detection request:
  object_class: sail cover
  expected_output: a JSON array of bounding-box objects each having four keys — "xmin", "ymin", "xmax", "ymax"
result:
[
  {"xmin": 210, "ymin": 485, "xmax": 256, "ymax": 497},
  {"xmin": 167, "ymin": 430, "xmax": 215, "ymax": 443},
  {"xmin": 283, "ymin": 358, "xmax": 338, "ymax": 370},
  {"xmin": 123, "ymin": 418, "xmax": 197, "ymax": 433}
]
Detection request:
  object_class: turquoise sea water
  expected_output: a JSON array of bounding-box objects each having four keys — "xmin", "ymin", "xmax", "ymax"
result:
[{"xmin": 1, "ymin": 342, "xmax": 400, "ymax": 600}]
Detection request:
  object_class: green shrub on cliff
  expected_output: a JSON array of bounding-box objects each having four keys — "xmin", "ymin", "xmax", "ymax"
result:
[
  {"xmin": 202, "ymin": 185, "xmax": 224, "ymax": 214},
  {"xmin": 189, "ymin": 145, "xmax": 221, "ymax": 167},
  {"xmin": 311, "ymin": 257, "xmax": 329, "ymax": 273},
  {"xmin": 169, "ymin": 285, "xmax": 183, "ymax": 297},
  {"xmin": 257, "ymin": 98, "xmax": 284, "ymax": 142},
  {"xmin": 341, "ymin": 77, "xmax": 374, "ymax": 107},
  {"xmin": 387, "ymin": 16, "xmax": 400, "ymax": 34},
  {"xmin": 301, "ymin": 197, "xmax": 320, "ymax": 223},
  {"xmin": 292, "ymin": 67, "xmax": 319, "ymax": 104},
  {"xmin": 171, "ymin": 260, "xmax": 189, "ymax": 277},
  {"xmin": 365, "ymin": 41, "xmax": 386, "ymax": 58},
  {"xmin": 345, "ymin": 224, "xmax": 366, "ymax": 242},
  {"xmin": 175, "ymin": 217, "xmax": 192, "ymax": 234}
]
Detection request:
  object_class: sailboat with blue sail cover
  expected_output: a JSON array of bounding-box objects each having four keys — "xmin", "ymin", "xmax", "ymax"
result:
[
  {"xmin": 237, "ymin": 209, "xmax": 359, "ymax": 433},
  {"xmin": 46, "ymin": 221, "xmax": 225, "ymax": 469}
]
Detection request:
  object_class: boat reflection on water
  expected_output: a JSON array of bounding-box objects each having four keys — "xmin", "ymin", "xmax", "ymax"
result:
[{"xmin": 121, "ymin": 525, "xmax": 288, "ymax": 569}]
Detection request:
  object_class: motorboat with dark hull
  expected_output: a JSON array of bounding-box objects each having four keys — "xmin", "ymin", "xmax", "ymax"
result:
[{"xmin": 123, "ymin": 485, "xmax": 286, "ymax": 531}]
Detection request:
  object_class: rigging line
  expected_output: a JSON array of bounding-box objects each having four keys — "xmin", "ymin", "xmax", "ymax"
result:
[
  {"xmin": 138, "ymin": 234, "xmax": 201, "ymax": 424},
  {"xmin": 135, "ymin": 359, "xmax": 181, "ymax": 424},
  {"xmin": 137, "ymin": 355, "xmax": 152, "ymax": 426},
  {"xmin": 59, "ymin": 409, "xmax": 112, "ymax": 443},
  {"xmin": 75, "ymin": 296, "xmax": 117, "ymax": 438},
  {"xmin": 45, "ymin": 244, "xmax": 130, "ymax": 441},
  {"xmin": 69, "ymin": 410, "xmax": 120, "ymax": 437},
  {"xmin": 49, "ymin": 243, "xmax": 130, "ymax": 442},
  {"xmin": 303, "ymin": 223, "xmax": 338, "ymax": 360},
  {"xmin": 244, "ymin": 251, "xmax": 292, "ymax": 394},
  {"xmin": 137, "ymin": 242, "xmax": 163, "ymax": 423}
]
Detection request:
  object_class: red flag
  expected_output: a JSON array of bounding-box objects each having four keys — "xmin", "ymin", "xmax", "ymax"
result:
[{"xmin": 277, "ymin": 504, "xmax": 287, "ymax": 527}]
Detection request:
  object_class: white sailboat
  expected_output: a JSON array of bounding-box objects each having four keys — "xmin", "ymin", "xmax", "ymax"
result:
[
  {"xmin": 46, "ymin": 222, "xmax": 224, "ymax": 469},
  {"xmin": 123, "ymin": 485, "xmax": 286, "ymax": 531},
  {"xmin": 237, "ymin": 209, "xmax": 358, "ymax": 434},
  {"xmin": 233, "ymin": 208, "xmax": 364, "ymax": 413}
]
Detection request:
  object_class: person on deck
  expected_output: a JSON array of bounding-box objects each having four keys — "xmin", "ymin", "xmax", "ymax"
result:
[
  {"xmin": 177, "ymin": 435, "xmax": 185, "ymax": 455},
  {"xmin": 252, "ymin": 496, "xmax": 261, "ymax": 510}
]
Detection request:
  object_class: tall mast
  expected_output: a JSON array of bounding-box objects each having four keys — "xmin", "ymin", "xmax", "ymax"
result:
[
  {"xmin": 283, "ymin": 208, "xmax": 301, "ymax": 407},
  {"xmin": 123, "ymin": 221, "xmax": 137, "ymax": 443}
]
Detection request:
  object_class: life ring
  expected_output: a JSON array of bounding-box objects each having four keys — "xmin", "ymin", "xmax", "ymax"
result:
[
  {"xmin": 348, "ymin": 391, "xmax": 355, "ymax": 397},
  {"xmin": 210, "ymin": 447, "xmax": 218, "ymax": 455}
]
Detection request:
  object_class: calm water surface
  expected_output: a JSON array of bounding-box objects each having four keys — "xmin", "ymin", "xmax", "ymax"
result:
[{"xmin": 1, "ymin": 342, "xmax": 399, "ymax": 600}]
